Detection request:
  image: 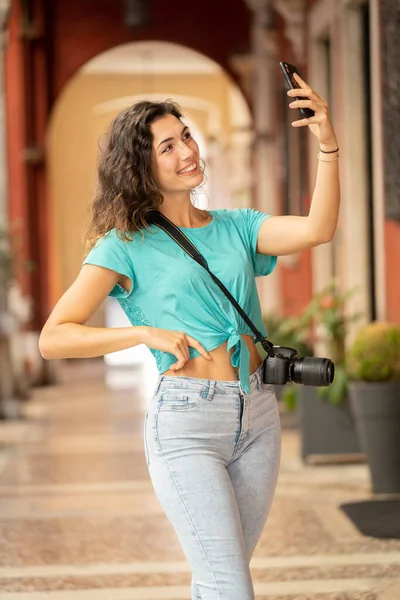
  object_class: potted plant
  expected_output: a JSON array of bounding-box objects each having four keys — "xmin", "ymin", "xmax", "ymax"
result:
[
  {"xmin": 270, "ymin": 282, "xmax": 364, "ymax": 462},
  {"xmin": 346, "ymin": 322, "xmax": 400, "ymax": 494},
  {"xmin": 0, "ymin": 222, "xmax": 18, "ymax": 417},
  {"xmin": 0, "ymin": 221, "xmax": 34, "ymax": 417}
]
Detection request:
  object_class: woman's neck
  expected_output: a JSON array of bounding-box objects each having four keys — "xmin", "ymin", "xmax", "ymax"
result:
[{"xmin": 158, "ymin": 198, "xmax": 209, "ymax": 228}]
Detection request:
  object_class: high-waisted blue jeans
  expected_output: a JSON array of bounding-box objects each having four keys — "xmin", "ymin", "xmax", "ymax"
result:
[{"xmin": 144, "ymin": 364, "xmax": 281, "ymax": 600}]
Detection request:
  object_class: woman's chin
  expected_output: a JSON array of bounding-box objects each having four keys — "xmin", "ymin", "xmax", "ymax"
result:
[{"xmin": 191, "ymin": 171, "xmax": 204, "ymax": 187}]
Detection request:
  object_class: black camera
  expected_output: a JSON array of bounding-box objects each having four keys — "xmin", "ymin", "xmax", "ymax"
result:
[{"xmin": 263, "ymin": 346, "xmax": 335, "ymax": 387}]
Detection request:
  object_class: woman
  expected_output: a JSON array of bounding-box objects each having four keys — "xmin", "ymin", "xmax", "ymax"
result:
[{"xmin": 39, "ymin": 73, "xmax": 339, "ymax": 599}]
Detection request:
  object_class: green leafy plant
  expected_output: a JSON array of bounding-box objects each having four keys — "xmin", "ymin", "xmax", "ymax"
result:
[
  {"xmin": 262, "ymin": 313, "xmax": 313, "ymax": 358},
  {"xmin": 298, "ymin": 282, "xmax": 363, "ymax": 405},
  {"xmin": 0, "ymin": 219, "xmax": 35, "ymax": 317},
  {"xmin": 264, "ymin": 281, "xmax": 363, "ymax": 407},
  {"xmin": 346, "ymin": 322, "xmax": 400, "ymax": 382},
  {"xmin": 0, "ymin": 222, "xmax": 14, "ymax": 289}
]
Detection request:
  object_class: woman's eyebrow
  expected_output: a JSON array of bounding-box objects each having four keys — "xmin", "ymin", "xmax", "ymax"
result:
[{"xmin": 157, "ymin": 125, "xmax": 188, "ymax": 149}]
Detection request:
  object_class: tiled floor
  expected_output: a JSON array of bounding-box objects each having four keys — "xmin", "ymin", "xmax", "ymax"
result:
[{"xmin": 0, "ymin": 358, "xmax": 399, "ymax": 599}]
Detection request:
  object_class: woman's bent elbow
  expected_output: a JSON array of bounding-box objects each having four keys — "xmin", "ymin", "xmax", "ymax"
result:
[
  {"xmin": 38, "ymin": 335, "xmax": 52, "ymax": 360},
  {"xmin": 38, "ymin": 329, "xmax": 59, "ymax": 360}
]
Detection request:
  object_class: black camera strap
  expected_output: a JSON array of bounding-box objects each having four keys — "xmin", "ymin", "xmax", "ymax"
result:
[{"xmin": 152, "ymin": 211, "xmax": 274, "ymax": 356}]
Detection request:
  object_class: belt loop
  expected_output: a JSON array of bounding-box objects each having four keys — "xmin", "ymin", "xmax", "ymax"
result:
[
  {"xmin": 206, "ymin": 380, "xmax": 216, "ymax": 401},
  {"xmin": 153, "ymin": 376, "xmax": 163, "ymax": 396}
]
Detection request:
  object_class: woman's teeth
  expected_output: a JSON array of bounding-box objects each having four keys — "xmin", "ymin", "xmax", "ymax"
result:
[{"xmin": 178, "ymin": 163, "xmax": 197, "ymax": 174}]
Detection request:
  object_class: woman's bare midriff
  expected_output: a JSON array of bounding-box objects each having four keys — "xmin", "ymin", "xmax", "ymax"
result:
[
  {"xmin": 117, "ymin": 276, "xmax": 262, "ymax": 382},
  {"xmin": 162, "ymin": 334, "xmax": 262, "ymax": 381}
]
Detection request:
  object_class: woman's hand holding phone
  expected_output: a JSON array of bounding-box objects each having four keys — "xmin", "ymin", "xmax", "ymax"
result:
[{"xmin": 280, "ymin": 62, "xmax": 338, "ymax": 150}]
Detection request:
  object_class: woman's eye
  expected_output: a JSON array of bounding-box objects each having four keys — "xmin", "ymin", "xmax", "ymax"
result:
[{"xmin": 162, "ymin": 133, "xmax": 191, "ymax": 153}]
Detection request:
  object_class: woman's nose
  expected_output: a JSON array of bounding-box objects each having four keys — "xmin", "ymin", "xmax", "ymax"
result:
[{"xmin": 177, "ymin": 141, "xmax": 193, "ymax": 160}]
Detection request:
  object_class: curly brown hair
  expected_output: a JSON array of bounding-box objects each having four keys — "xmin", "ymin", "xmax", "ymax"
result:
[{"xmin": 84, "ymin": 99, "xmax": 188, "ymax": 254}]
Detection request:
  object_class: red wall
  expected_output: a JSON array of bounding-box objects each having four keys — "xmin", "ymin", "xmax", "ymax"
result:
[
  {"xmin": 49, "ymin": 0, "xmax": 250, "ymax": 101},
  {"xmin": 5, "ymin": 0, "xmax": 30, "ymax": 294},
  {"xmin": 5, "ymin": 0, "xmax": 251, "ymax": 327},
  {"xmin": 5, "ymin": 0, "xmax": 51, "ymax": 328}
]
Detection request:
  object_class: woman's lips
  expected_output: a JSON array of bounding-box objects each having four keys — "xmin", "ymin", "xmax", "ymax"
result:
[{"xmin": 177, "ymin": 162, "xmax": 199, "ymax": 176}]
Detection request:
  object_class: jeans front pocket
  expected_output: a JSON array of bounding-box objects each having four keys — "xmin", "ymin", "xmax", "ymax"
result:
[{"xmin": 159, "ymin": 392, "xmax": 202, "ymax": 412}]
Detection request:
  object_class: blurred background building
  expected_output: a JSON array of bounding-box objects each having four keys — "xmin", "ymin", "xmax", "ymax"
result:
[{"xmin": 0, "ymin": 0, "xmax": 399, "ymax": 391}]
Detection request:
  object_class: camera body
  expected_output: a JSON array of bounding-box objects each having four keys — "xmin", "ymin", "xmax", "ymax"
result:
[{"xmin": 263, "ymin": 346, "xmax": 335, "ymax": 387}]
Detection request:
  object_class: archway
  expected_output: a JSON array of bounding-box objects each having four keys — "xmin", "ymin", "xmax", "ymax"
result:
[
  {"xmin": 47, "ymin": 40, "xmax": 253, "ymax": 386},
  {"xmin": 48, "ymin": 41, "xmax": 253, "ymax": 305}
]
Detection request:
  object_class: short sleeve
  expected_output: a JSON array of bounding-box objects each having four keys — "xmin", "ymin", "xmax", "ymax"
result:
[
  {"xmin": 82, "ymin": 230, "xmax": 135, "ymax": 299},
  {"xmin": 239, "ymin": 208, "xmax": 277, "ymax": 277}
]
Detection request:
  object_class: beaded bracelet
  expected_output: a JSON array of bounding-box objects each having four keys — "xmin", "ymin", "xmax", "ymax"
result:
[{"xmin": 317, "ymin": 151, "xmax": 339, "ymax": 162}]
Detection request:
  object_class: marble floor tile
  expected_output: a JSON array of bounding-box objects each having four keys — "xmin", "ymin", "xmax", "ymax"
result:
[
  {"xmin": 0, "ymin": 451, "xmax": 149, "ymax": 485},
  {"xmin": 0, "ymin": 359, "xmax": 399, "ymax": 599},
  {"xmin": 1, "ymin": 551, "xmax": 400, "ymax": 579},
  {"xmin": 0, "ymin": 480, "xmax": 153, "ymax": 497},
  {"xmin": 0, "ymin": 579, "xmax": 382, "ymax": 598},
  {"xmin": 0, "ymin": 565, "xmax": 399, "ymax": 592}
]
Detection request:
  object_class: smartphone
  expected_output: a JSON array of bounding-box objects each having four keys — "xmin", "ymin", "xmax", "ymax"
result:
[{"xmin": 279, "ymin": 61, "xmax": 315, "ymax": 119}]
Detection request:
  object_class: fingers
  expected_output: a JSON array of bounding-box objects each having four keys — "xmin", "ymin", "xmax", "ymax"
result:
[
  {"xmin": 169, "ymin": 333, "xmax": 189, "ymax": 371},
  {"xmin": 292, "ymin": 72, "xmax": 314, "ymax": 96},
  {"xmin": 291, "ymin": 116, "xmax": 321, "ymax": 127},
  {"xmin": 289, "ymin": 100, "xmax": 319, "ymax": 116},
  {"xmin": 289, "ymin": 95, "xmax": 329, "ymax": 128},
  {"xmin": 289, "ymin": 99, "xmax": 314, "ymax": 109},
  {"xmin": 288, "ymin": 87, "xmax": 314, "ymax": 97},
  {"xmin": 289, "ymin": 75, "xmax": 327, "ymax": 106},
  {"xmin": 170, "ymin": 334, "xmax": 211, "ymax": 372},
  {"xmin": 170, "ymin": 350, "xmax": 187, "ymax": 371},
  {"xmin": 289, "ymin": 73, "xmax": 334, "ymax": 139},
  {"xmin": 173, "ymin": 340, "xmax": 190, "ymax": 371},
  {"xmin": 290, "ymin": 98, "xmax": 328, "ymax": 112},
  {"xmin": 292, "ymin": 72, "xmax": 306, "ymax": 87},
  {"xmin": 186, "ymin": 335, "xmax": 212, "ymax": 360},
  {"xmin": 289, "ymin": 74, "xmax": 319, "ymax": 101},
  {"xmin": 178, "ymin": 340, "xmax": 190, "ymax": 362}
]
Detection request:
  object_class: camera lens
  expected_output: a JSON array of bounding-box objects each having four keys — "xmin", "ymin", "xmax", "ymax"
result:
[{"xmin": 290, "ymin": 357, "xmax": 335, "ymax": 387}]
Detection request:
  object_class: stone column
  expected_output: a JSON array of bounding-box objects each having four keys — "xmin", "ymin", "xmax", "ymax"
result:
[
  {"xmin": 244, "ymin": 0, "xmax": 279, "ymax": 316},
  {"xmin": 0, "ymin": 1, "xmax": 19, "ymax": 418},
  {"xmin": 0, "ymin": 0, "xmax": 10, "ymax": 222},
  {"xmin": 380, "ymin": 0, "xmax": 400, "ymax": 222},
  {"xmin": 274, "ymin": 0, "xmax": 305, "ymax": 63}
]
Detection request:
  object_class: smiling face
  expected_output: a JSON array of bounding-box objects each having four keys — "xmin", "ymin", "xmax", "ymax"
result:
[{"xmin": 151, "ymin": 114, "xmax": 203, "ymax": 197}]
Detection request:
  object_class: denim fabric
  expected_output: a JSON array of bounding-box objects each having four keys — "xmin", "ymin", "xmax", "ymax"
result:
[{"xmin": 144, "ymin": 364, "xmax": 281, "ymax": 600}]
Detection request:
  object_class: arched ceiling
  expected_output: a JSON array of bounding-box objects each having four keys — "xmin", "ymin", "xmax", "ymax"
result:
[{"xmin": 81, "ymin": 41, "xmax": 223, "ymax": 76}]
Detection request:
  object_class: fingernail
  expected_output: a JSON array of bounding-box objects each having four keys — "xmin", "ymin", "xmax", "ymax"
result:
[
  {"xmin": 287, "ymin": 90, "xmax": 293, "ymax": 96},
  {"xmin": 289, "ymin": 102, "xmax": 295, "ymax": 107}
]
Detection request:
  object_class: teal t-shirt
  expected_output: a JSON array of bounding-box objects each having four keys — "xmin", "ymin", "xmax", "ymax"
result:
[{"xmin": 82, "ymin": 208, "xmax": 277, "ymax": 393}]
